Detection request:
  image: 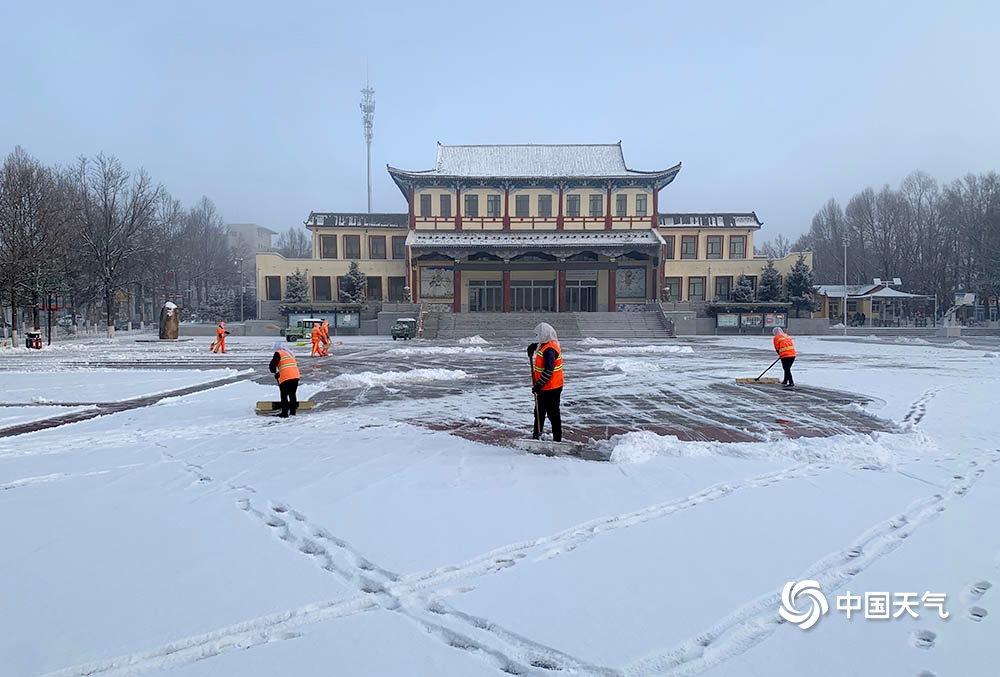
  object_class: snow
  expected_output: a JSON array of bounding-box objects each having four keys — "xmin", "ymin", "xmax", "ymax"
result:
[
  {"xmin": 406, "ymin": 229, "xmax": 664, "ymax": 249},
  {"xmin": 458, "ymin": 335, "xmax": 490, "ymax": 345},
  {"xmin": 2, "ymin": 333, "xmax": 999, "ymax": 676}
]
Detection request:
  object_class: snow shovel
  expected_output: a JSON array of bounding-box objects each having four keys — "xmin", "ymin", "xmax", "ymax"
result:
[{"xmin": 736, "ymin": 357, "xmax": 781, "ymax": 384}]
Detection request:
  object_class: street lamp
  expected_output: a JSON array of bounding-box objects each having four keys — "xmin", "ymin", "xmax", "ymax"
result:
[{"xmin": 842, "ymin": 233, "xmax": 849, "ymax": 336}]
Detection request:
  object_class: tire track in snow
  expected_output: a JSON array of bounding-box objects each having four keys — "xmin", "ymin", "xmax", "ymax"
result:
[{"xmin": 621, "ymin": 451, "xmax": 999, "ymax": 677}]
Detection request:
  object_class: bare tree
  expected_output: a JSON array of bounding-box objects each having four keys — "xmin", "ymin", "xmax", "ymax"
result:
[
  {"xmin": 73, "ymin": 154, "xmax": 162, "ymax": 338},
  {"xmin": 756, "ymin": 233, "xmax": 792, "ymax": 260},
  {"xmin": 275, "ymin": 226, "xmax": 312, "ymax": 258}
]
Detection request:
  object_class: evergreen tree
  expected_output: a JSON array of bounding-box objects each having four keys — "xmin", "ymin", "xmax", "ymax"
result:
[
  {"xmin": 284, "ymin": 268, "xmax": 308, "ymax": 304},
  {"xmin": 339, "ymin": 261, "xmax": 367, "ymax": 303},
  {"xmin": 202, "ymin": 285, "xmax": 235, "ymax": 321},
  {"xmin": 732, "ymin": 274, "xmax": 755, "ymax": 303},
  {"xmin": 787, "ymin": 254, "xmax": 820, "ymax": 317},
  {"xmin": 757, "ymin": 260, "xmax": 783, "ymax": 302}
]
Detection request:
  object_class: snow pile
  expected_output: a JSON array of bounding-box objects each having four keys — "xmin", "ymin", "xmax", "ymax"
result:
[
  {"xmin": 984, "ymin": 352, "xmax": 1000, "ymax": 358},
  {"xmin": 588, "ymin": 345, "xmax": 694, "ymax": 355},
  {"xmin": 602, "ymin": 358, "xmax": 661, "ymax": 374},
  {"xmin": 580, "ymin": 337, "xmax": 618, "ymax": 346},
  {"xmin": 829, "ymin": 322, "xmax": 845, "ymax": 329},
  {"xmin": 30, "ymin": 396, "xmax": 54, "ymax": 404},
  {"xmin": 894, "ymin": 337, "xmax": 930, "ymax": 345},
  {"xmin": 609, "ymin": 429, "xmax": 935, "ymax": 468},
  {"xmin": 329, "ymin": 368, "xmax": 469, "ymax": 389},
  {"xmin": 866, "ymin": 335, "xmax": 883, "ymax": 341},
  {"xmin": 386, "ymin": 346, "xmax": 485, "ymax": 357},
  {"xmin": 950, "ymin": 339, "xmax": 972, "ymax": 347},
  {"xmin": 458, "ymin": 335, "xmax": 489, "ymax": 345}
]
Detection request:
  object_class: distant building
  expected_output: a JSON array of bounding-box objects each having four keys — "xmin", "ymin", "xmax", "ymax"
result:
[
  {"xmin": 813, "ymin": 282, "xmax": 933, "ymax": 326},
  {"xmin": 255, "ymin": 142, "xmax": 808, "ymax": 321},
  {"xmin": 226, "ymin": 223, "xmax": 276, "ymax": 253}
]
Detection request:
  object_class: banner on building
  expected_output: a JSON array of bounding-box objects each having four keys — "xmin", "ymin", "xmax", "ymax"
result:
[
  {"xmin": 616, "ymin": 266, "xmax": 646, "ymax": 299},
  {"xmin": 420, "ymin": 268, "xmax": 454, "ymax": 299},
  {"xmin": 717, "ymin": 313, "xmax": 738, "ymax": 328}
]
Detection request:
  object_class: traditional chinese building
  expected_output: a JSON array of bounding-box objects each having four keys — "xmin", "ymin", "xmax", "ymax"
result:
[{"xmin": 255, "ymin": 142, "xmax": 809, "ymax": 322}]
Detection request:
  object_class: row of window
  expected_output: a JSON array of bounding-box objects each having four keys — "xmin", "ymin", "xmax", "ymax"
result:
[
  {"xmin": 663, "ymin": 275, "xmax": 757, "ymax": 302},
  {"xmin": 418, "ymin": 193, "xmax": 649, "ymax": 218},
  {"xmin": 264, "ymin": 275, "xmax": 408, "ymax": 302},
  {"xmin": 319, "ymin": 234, "xmax": 406, "ymax": 260},
  {"xmin": 663, "ymin": 235, "xmax": 747, "ymax": 260}
]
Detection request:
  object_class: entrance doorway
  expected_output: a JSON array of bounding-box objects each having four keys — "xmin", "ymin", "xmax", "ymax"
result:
[
  {"xmin": 512, "ymin": 280, "xmax": 555, "ymax": 312},
  {"xmin": 565, "ymin": 280, "xmax": 597, "ymax": 312},
  {"xmin": 468, "ymin": 280, "xmax": 502, "ymax": 312}
]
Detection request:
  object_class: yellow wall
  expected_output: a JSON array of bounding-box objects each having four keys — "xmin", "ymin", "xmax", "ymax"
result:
[
  {"xmin": 658, "ymin": 228, "xmax": 757, "ymax": 261},
  {"xmin": 256, "ymin": 251, "xmax": 406, "ymax": 301},
  {"xmin": 662, "ymin": 251, "xmax": 813, "ymax": 301},
  {"xmin": 309, "ymin": 227, "xmax": 409, "ymax": 262}
]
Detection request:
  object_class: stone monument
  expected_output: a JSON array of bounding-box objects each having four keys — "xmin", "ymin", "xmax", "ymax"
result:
[{"xmin": 159, "ymin": 301, "xmax": 180, "ymax": 339}]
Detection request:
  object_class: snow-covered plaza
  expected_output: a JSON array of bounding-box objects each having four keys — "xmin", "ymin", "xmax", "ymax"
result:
[{"xmin": 2, "ymin": 333, "xmax": 998, "ymax": 676}]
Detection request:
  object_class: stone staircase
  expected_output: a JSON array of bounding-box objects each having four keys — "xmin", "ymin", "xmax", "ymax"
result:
[{"xmin": 423, "ymin": 311, "xmax": 674, "ymax": 340}]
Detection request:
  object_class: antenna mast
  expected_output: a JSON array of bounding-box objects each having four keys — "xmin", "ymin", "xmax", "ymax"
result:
[{"xmin": 360, "ymin": 69, "xmax": 375, "ymax": 214}]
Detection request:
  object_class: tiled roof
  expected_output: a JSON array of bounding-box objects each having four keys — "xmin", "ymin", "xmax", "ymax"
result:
[
  {"xmin": 389, "ymin": 143, "xmax": 680, "ymax": 179},
  {"xmin": 306, "ymin": 212, "xmax": 408, "ymax": 228},
  {"xmin": 405, "ymin": 229, "xmax": 665, "ymax": 248}
]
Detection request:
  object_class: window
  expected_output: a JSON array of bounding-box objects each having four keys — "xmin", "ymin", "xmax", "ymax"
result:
[
  {"xmin": 320, "ymin": 235, "xmax": 337, "ymax": 259},
  {"xmin": 344, "ymin": 235, "xmax": 361, "ymax": 259},
  {"xmin": 440, "ymin": 194, "xmax": 451, "ymax": 218},
  {"xmin": 391, "ymin": 235, "xmax": 406, "ymax": 260},
  {"xmin": 663, "ymin": 235, "xmax": 675, "ymax": 259},
  {"xmin": 538, "ymin": 194, "xmax": 552, "ymax": 218},
  {"xmin": 715, "ymin": 276, "xmax": 732, "ymax": 301},
  {"xmin": 730, "ymin": 235, "xmax": 747, "ymax": 260},
  {"xmin": 589, "ymin": 194, "xmax": 603, "ymax": 217},
  {"xmin": 369, "ymin": 235, "xmax": 386, "ymax": 260},
  {"xmin": 615, "ymin": 194, "xmax": 627, "ymax": 217},
  {"xmin": 681, "ymin": 235, "xmax": 697, "ymax": 259},
  {"xmin": 566, "ymin": 194, "xmax": 580, "ymax": 217},
  {"xmin": 688, "ymin": 276, "xmax": 706, "ymax": 301},
  {"xmin": 366, "ymin": 276, "xmax": 382, "ymax": 301},
  {"xmin": 336, "ymin": 276, "xmax": 347, "ymax": 301},
  {"xmin": 664, "ymin": 277, "xmax": 681, "ymax": 302},
  {"xmin": 707, "ymin": 235, "xmax": 723, "ymax": 260},
  {"xmin": 265, "ymin": 276, "xmax": 281, "ymax": 301},
  {"xmin": 465, "ymin": 194, "xmax": 478, "ymax": 217},
  {"xmin": 636, "ymin": 194, "xmax": 647, "ymax": 217},
  {"xmin": 515, "ymin": 194, "xmax": 529, "ymax": 217},
  {"xmin": 419, "ymin": 194, "xmax": 432, "ymax": 217},
  {"xmin": 388, "ymin": 276, "xmax": 406, "ymax": 302},
  {"xmin": 487, "ymin": 194, "xmax": 501, "ymax": 217},
  {"xmin": 313, "ymin": 276, "xmax": 332, "ymax": 301}
]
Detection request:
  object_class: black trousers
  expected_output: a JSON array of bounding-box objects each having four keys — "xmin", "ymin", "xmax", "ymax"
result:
[
  {"xmin": 533, "ymin": 386, "xmax": 562, "ymax": 442},
  {"xmin": 780, "ymin": 357, "xmax": 795, "ymax": 385},
  {"xmin": 279, "ymin": 378, "xmax": 299, "ymax": 417}
]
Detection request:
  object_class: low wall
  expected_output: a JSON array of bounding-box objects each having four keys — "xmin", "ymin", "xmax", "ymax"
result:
[
  {"xmin": 178, "ymin": 323, "xmax": 245, "ymax": 337},
  {"xmin": 665, "ymin": 311, "xmax": 697, "ymax": 336}
]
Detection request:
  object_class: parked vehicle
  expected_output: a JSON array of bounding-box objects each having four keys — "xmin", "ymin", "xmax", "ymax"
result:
[
  {"xmin": 283, "ymin": 318, "xmax": 325, "ymax": 342},
  {"xmin": 391, "ymin": 318, "xmax": 418, "ymax": 340}
]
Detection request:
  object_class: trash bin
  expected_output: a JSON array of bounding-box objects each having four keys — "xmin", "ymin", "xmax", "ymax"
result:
[{"xmin": 26, "ymin": 331, "xmax": 42, "ymax": 349}]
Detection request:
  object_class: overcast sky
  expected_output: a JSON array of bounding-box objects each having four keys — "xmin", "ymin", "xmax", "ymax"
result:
[{"xmin": 2, "ymin": 0, "xmax": 997, "ymax": 243}]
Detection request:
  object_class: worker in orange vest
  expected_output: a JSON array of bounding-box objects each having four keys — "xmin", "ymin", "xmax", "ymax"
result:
[
  {"xmin": 212, "ymin": 321, "xmax": 229, "ymax": 353},
  {"xmin": 527, "ymin": 322, "xmax": 564, "ymax": 442},
  {"xmin": 320, "ymin": 319, "xmax": 330, "ymax": 356},
  {"xmin": 773, "ymin": 327, "xmax": 797, "ymax": 387},
  {"xmin": 268, "ymin": 342, "xmax": 300, "ymax": 417},
  {"xmin": 310, "ymin": 322, "xmax": 323, "ymax": 357}
]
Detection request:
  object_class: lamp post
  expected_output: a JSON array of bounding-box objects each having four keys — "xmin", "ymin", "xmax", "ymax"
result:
[{"xmin": 842, "ymin": 234, "xmax": 849, "ymax": 336}]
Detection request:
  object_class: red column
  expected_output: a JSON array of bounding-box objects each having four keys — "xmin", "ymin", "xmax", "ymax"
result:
[
  {"xmin": 502, "ymin": 270, "xmax": 511, "ymax": 312},
  {"xmin": 651, "ymin": 187, "xmax": 658, "ymax": 227},
  {"xmin": 558, "ymin": 269, "xmax": 567, "ymax": 312},
  {"xmin": 411, "ymin": 266, "xmax": 419, "ymax": 303},
  {"xmin": 455, "ymin": 186, "xmax": 462, "ymax": 230},
  {"xmin": 452, "ymin": 268, "xmax": 461, "ymax": 313},
  {"xmin": 408, "ymin": 186, "xmax": 415, "ymax": 230},
  {"xmin": 605, "ymin": 186, "xmax": 612, "ymax": 230},
  {"xmin": 503, "ymin": 185, "xmax": 511, "ymax": 230},
  {"xmin": 608, "ymin": 267, "xmax": 617, "ymax": 312},
  {"xmin": 556, "ymin": 185, "xmax": 564, "ymax": 230}
]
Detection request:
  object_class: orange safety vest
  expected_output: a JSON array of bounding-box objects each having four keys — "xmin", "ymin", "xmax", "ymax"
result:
[
  {"xmin": 321, "ymin": 322, "xmax": 330, "ymax": 340},
  {"xmin": 217, "ymin": 325, "xmax": 226, "ymax": 339},
  {"xmin": 533, "ymin": 341, "xmax": 564, "ymax": 390},
  {"xmin": 774, "ymin": 334, "xmax": 796, "ymax": 358},
  {"xmin": 275, "ymin": 349, "xmax": 300, "ymax": 383},
  {"xmin": 311, "ymin": 325, "xmax": 323, "ymax": 342}
]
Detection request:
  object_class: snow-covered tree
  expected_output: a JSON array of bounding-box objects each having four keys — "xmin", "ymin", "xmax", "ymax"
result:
[
  {"xmin": 757, "ymin": 260, "xmax": 783, "ymax": 302},
  {"xmin": 339, "ymin": 261, "xmax": 366, "ymax": 303},
  {"xmin": 284, "ymin": 268, "xmax": 308, "ymax": 304},
  {"xmin": 787, "ymin": 254, "xmax": 819, "ymax": 317},
  {"xmin": 201, "ymin": 285, "xmax": 235, "ymax": 321},
  {"xmin": 732, "ymin": 274, "xmax": 755, "ymax": 303}
]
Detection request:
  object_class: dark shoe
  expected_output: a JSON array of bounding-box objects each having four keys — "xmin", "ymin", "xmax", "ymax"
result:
[{"xmin": 278, "ymin": 413, "xmax": 289, "ymax": 418}]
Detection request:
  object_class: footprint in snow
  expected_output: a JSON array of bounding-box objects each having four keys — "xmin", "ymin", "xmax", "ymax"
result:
[
  {"xmin": 965, "ymin": 580, "xmax": 992, "ymax": 602},
  {"xmin": 265, "ymin": 515, "xmax": 286, "ymax": 528},
  {"xmin": 911, "ymin": 629, "xmax": 936, "ymax": 650},
  {"xmin": 967, "ymin": 606, "xmax": 988, "ymax": 622},
  {"xmin": 270, "ymin": 503, "xmax": 288, "ymax": 514}
]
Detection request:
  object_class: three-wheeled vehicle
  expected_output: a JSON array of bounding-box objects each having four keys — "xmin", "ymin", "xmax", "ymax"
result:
[
  {"xmin": 391, "ymin": 317, "xmax": 418, "ymax": 340},
  {"xmin": 283, "ymin": 318, "xmax": 325, "ymax": 342}
]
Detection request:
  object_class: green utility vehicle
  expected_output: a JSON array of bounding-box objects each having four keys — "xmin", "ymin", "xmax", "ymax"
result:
[
  {"xmin": 283, "ymin": 318, "xmax": 325, "ymax": 342},
  {"xmin": 391, "ymin": 318, "xmax": 418, "ymax": 340}
]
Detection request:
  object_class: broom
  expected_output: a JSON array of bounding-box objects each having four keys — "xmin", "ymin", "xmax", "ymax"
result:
[{"xmin": 736, "ymin": 357, "xmax": 781, "ymax": 384}]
